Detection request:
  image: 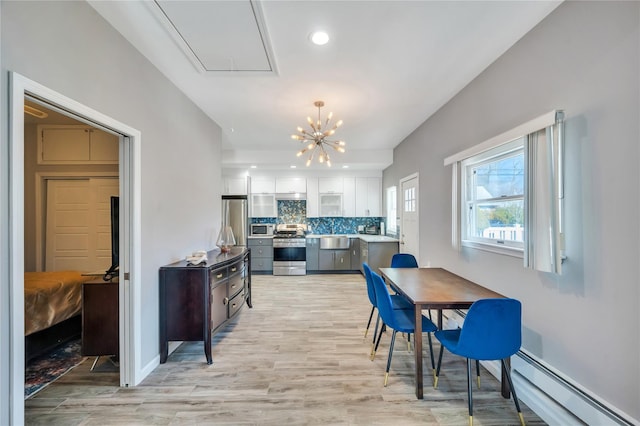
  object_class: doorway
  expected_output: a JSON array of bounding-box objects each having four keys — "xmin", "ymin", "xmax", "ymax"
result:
[
  {"xmin": 400, "ymin": 173, "xmax": 420, "ymax": 262},
  {"xmin": 9, "ymin": 72, "xmax": 142, "ymax": 424}
]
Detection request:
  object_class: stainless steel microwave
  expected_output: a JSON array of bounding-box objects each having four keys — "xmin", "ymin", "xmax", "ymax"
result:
[{"xmin": 251, "ymin": 223, "xmax": 274, "ymax": 236}]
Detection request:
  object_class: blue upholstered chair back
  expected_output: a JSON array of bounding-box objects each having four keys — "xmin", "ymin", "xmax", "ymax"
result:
[
  {"xmin": 390, "ymin": 253, "xmax": 418, "ymax": 268},
  {"xmin": 363, "ymin": 263, "xmax": 377, "ymax": 306},
  {"xmin": 455, "ymin": 298, "xmax": 522, "ymax": 360},
  {"xmin": 370, "ymin": 271, "xmax": 398, "ymax": 330}
]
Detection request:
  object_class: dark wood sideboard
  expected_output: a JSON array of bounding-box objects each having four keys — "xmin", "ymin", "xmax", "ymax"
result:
[{"xmin": 159, "ymin": 247, "xmax": 251, "ymax": 364}]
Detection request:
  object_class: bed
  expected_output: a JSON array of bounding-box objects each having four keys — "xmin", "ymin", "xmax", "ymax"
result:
[{"xmin": 24, "ymin": 271, "xmax": 93, "ymax": 361}]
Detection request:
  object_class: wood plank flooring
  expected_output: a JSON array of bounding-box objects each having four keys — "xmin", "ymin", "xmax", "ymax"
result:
[{"xmin": 25, "ymin": 273, "xmax": 545, "ymax": 425}]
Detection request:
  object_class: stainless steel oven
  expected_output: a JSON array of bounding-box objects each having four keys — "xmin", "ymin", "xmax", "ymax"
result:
[
  {"xmin": 272, "ymin": 224, "xmax": 307, "ymax": 276},
  {"xmin": 273, "ymin": 237, "xmax": 306, "ymax": 275}
]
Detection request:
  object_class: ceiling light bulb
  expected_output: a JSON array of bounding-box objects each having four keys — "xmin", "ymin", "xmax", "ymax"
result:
[
  {"xmin": 306, "ymin": 158, "xmax": 312, "ymax": 167},
  {"xmin": 310, "ymin": 31, "xmax": 329, "ymax": 46}
]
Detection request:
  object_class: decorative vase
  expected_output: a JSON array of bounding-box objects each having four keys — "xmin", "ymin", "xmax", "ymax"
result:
[{"xmin": 216, "ymin": 225, "xmax": 236, "ymax": 253}]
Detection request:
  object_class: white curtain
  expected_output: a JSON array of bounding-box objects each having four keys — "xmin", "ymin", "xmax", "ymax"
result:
[{"xmin": 524, "ymin": 113, "xmax": 565, "ymax": 274}]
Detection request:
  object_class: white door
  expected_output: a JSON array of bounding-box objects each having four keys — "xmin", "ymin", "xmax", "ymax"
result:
[
  {"xmin": 400, "ymin": 174, "xmax": 419, "ymax": 262},
  {"xmin": 45, "ymin": 178, "xmax": 119, "ymax": 272}
]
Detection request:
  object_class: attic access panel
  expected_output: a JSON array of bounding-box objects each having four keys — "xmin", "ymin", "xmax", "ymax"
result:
[{"xmin": 155, "ymin": 0, "xmax": 274, "ymax": 72}]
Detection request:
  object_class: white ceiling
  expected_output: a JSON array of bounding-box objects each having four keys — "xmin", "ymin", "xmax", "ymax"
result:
[{"xmin": 89, "ymin": 0, "xmax": 561, "ymax": 172}]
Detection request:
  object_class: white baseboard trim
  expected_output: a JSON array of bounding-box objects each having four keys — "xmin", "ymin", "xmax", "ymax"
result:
[
  {"xmin": 446, "ymin": 310, "xmax": 637, "ymax": 425},
  {"xmin": 138, "ymin": 341, "xmax": 181, "ymax": 383}
]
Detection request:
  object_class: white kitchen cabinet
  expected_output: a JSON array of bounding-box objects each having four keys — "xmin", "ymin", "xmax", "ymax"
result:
[
  {"xmin": 306, "ymin": 177, "xmax": 319, "ymax": 218},
  {"xmin": 223, "ymin": 177, "xmax": 247, "ymax": 195},
  {"xmin": 342, "ymin": 177, "xmax": 356, "ymax": 217},
  {"xmin": 250, "ymin": 193, "xmax": 276, "ymax": 218},
  {"xmin": 275, "ymin": 178, "xmax": 306, "ymax": 194},
  {"xmin": 318, "ymin": 177, "xmax": 343, "ymax": 193},
  {"xmin": 355, "ymin": 177, "xmax": 382, "ymax": 217},
  {"xmin": 250, "ymin": 177, "xmax": 276, "ymax": 194},
  {"xmin": 319, "ymin": 193, "xmax": 343, "ymax": 217},
  {"xmin": 37, "ymin": 125, "xmax": 118, "ymax": 164}
]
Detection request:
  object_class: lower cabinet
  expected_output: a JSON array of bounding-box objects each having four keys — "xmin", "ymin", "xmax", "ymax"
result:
[
  {"xmin": 319, "ymin": 249, "xmax": 351, "ymax": 271},
  {"xmin": 159, "ymin": 248, "xmax": 250, "ymax": 364},
  {"xmin": 306, "ymin": 238, "xmax": 319, "ymax": 270},
  {"xmin": 360, "ymin": 240, "xmax": 399, "ymax": 274},
  {"xmin": 248, "ymin": 237, "xmax": 273, "ymax": 272}
]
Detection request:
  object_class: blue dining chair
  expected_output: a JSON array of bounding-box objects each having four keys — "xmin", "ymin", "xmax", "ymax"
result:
[
  {"xmin": 371, "ymin": 270, "xmax": 437, "ymax": 386},
  {"xmin": 433, "ymin": 298, "xmax": 524, "ymax": 426},
  {"xmin": 390, "ymin": 253, "xmax": 419, "ymax": 268},
  {"xmin": 362, "ymin": 263, "xmax": 412, "ymax": 358}
]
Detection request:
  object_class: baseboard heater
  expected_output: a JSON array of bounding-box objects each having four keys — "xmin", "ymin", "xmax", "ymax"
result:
[{"xmin": 445, "ymin": 309, "xmax": 637, "ymax": 425}]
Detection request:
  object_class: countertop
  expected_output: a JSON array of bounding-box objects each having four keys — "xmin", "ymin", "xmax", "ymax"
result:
[
  {"xmin": 306, "ymin": 234, "xmax": 399, "ymax": 243},
  {"xmin": 248, "ymin": 234, "xmax": 399, "ymax": 243}
]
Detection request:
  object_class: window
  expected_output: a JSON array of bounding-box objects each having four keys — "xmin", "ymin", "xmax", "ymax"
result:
[
  {"xmin": 462, "ymin": 138, "xmax": 524, "ymax": 250},
  {"xmin": 386, "ymin": 186, "xmax": 397, "ymax": 234},
  {"xmin": 445, "ymin": 110, "xmax": 565, "ymax": 274},
  {"xmin": 404, "ymin": 187, "xmax": 416, "ymax": 212}
]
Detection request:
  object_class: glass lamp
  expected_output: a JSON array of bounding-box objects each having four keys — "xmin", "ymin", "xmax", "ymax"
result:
[{"xmin": 216, "ymin": 225, "xmax": 236, "ymax": 253}]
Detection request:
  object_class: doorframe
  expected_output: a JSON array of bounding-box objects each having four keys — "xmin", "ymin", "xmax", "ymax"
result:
[
  {"xmin": 399, "ymin": 173, "xmax": 420, "ymax": 262},
  {"xmin": 9, "ymin": 72, "xmax": 142, "ymax": 424}
]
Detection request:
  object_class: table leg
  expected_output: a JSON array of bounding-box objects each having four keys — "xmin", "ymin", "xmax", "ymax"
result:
[
  {"xmin": 414, "ymin": 304, "xmax": 424, "ymax": 399},
  {"xmin": 501, "ymin": 357, "xmax": 511, "ymax": 398}
]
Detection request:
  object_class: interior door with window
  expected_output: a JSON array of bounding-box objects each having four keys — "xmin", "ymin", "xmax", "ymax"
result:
[{"xmin": 400, "ymin": 174, "xmax": 419, "ymax": 262}]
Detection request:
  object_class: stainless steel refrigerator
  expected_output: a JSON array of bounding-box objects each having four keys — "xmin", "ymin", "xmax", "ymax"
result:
[{"xmin": 221, "ymin": 195, "xmax": 248, "ymax": 247}]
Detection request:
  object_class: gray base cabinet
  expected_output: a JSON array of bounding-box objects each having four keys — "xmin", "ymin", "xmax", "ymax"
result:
[
  {"xmin": 319, "ymin": 249, "xmax": 351, "ymax": 271},
  {"xmin": 248, "ymin": 238, "xmax": 273, "ymax": 272},
  {"xmin": 360, "ymin": 240, "xmax": 399, "ymax": 274},
  {"xmin": 306, "ymin": 238, "xmax": 319, "ymax": 270}
]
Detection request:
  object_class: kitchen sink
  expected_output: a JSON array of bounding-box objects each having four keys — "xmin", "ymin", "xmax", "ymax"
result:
[{"xmin": 320, "ymin": 236, "xmax": 349, "ymax": 250}]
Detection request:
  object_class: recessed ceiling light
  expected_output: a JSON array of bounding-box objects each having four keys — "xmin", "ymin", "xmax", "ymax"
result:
[
  {"xmin": 342, "ymin": 165, "xmax": 349, "ymax": 169},
  {"xmin": 250, "ymin": 165, "xmax": 257, "ymax": 169},
  {"xmin": 310, "ymin": 31, "xmax": 330, "ymax": 46},
  {"xmin": 290, "ymin": 165, "xmax": 297, "ymax": 169}
]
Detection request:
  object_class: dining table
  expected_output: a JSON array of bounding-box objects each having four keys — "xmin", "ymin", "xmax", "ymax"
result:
[{"xmin": 378, "ymin": 267, "xmax": 509, "ymax": 400}]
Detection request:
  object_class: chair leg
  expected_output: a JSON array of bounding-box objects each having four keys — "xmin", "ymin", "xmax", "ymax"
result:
[
  {"xmin": 434, "ymin": 344, "xmax": 445, "ymax": 388},
  {"xmin": 501, "ymin": 359, "xmax": 525, "ymax": 426},
  {"xmin": 427, "ymin": 333, "xmax": 435, "ymax": 375},
  {"xmin": 364, "ymin": 306, "xmax": 375, "ymax": 339},
  {"xmin": 475, "ymin": 359, "xmax": 481, "ymax": 388},
  {"xmin": 372, "ymin": 322, "xmax": 385, "ymax": 361},
  {"xmin": 407, "ymin": 332, "xmax": 411, "ymax": 352},
  {"xmin": 384, "ymin": 330, "xmax": 398, "ymax": 386},
  {"xmin": 466, "ymin": 358, "xmax": 474, "ymax": 426},
  {"xmin": 370, "ymin": 313, "xmax": 381, "ymax": 358}
]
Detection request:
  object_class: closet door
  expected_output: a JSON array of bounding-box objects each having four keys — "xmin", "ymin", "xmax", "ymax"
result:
[{"xmin": 45, "ymin": 178, "xmax": 119, "ymax": 272}]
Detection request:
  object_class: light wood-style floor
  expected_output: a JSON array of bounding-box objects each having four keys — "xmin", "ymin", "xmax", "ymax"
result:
[{"xmin": 25, "ymin": 273, "xmax": 545, "ymax": 425}]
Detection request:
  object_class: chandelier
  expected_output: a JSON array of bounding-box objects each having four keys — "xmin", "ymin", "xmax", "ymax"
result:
[{"xmin": 291, "ymin": 100, "xmax": 345, "ymax": 167}]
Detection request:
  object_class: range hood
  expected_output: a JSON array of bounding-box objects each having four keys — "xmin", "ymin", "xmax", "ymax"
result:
[{"xmin": 275, "ymin": 192, "xmax": 306, "ymax": 200}]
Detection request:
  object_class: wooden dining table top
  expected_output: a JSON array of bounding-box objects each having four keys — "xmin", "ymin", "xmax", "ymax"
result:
[{"xmin": 378, "ymin": 267, "xmax": 505, "ymax": 308}]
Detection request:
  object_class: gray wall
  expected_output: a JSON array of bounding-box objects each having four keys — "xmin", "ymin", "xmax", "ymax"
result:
[
  {"xmin": 384, "ymin": 1, "xmax": 639, "ymax": 420},
  {"xmin": 1, "ymin": 1, "xmax": 223, "ymax": 418}
]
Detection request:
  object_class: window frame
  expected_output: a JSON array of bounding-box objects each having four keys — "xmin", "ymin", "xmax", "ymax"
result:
[
  {"xmin": 461, "ymin": 137, "xmax": 525, "ymax": 255},
  {"xmin": 386, "ymin": 186, "xmax": 397, "ymax": 235}
]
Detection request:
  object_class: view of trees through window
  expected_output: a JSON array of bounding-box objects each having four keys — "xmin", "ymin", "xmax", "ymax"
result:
[{"xmin": 469, "ymin": 151, "xmax": 524, "ymax": 242}]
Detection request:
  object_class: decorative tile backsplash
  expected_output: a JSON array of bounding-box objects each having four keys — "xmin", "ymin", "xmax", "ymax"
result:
[{"xmin": 251, "ymin": 200, "xmax": 382, "ymax": 235}]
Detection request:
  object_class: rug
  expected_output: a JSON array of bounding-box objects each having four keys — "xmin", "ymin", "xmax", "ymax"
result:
[{"xmin": 25, "ymin": 339, "xmax": 86, "ymax": 398}]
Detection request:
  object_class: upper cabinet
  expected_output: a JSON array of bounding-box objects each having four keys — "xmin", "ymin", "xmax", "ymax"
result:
[
  {"xmin": 250, "ymin": 194, "xmax": 276, "ymax": 218},
  {"xmin": 223, "ymin": 177, "xmax": 247, "ymax": 195},
  {"xmin": 275, "ymin": 178, "xmax": 306, "ymax": 194},
  {"xmin": 306, "ymin": 177, "xmax": 319, "ymax": 218},
  {"xmin": 318, "ymin": 177, "xmax": 343, "ymax": 194},
  {"xmin": 343, "ymin": 177, "xmax": 356, "ymax": 217},
  {"xmin": 250, "ymin": 177, "xmax": 276, "ymax": 194},
  {"xmin": 38, "ymin": 125, "xmax": 118, "ymax": 164},
  {"xmin": 355, "ymin": 177, "xmax": 381, "ymax": 217}
]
